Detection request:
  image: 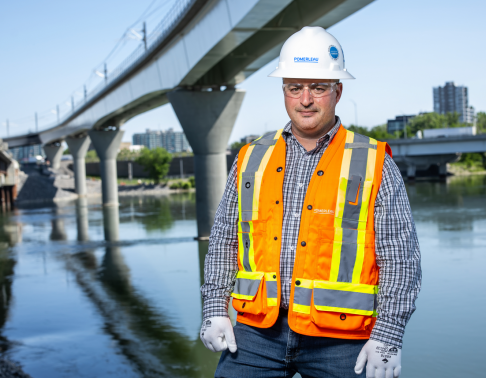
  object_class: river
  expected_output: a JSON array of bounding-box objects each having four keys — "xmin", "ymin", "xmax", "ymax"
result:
[{"xmin": 0, "ymin": 175, "xmax": 484, "ymax": 377}]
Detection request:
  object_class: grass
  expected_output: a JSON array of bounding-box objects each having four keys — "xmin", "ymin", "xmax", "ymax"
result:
[{"xmin": 86, "ymin": 176, "xmax": 162, "ymax": 186}]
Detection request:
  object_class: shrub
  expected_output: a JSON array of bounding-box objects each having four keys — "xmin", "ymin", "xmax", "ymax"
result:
[{"xmin": 135, "ymin": 147, "xmax": 172, "ymax": 184}]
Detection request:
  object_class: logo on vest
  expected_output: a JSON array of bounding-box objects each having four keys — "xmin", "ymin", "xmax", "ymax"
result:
[{"xmin": 313, "ymin": 209, "xmax": 334, "ymax": 215}]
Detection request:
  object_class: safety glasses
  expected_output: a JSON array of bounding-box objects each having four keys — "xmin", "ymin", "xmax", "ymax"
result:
[{"xmin": 282, "ymin": 82, "xmax": 339, "ymax": 98}]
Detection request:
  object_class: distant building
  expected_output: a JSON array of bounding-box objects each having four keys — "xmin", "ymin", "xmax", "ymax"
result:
[
  {"xmin": 387, "ymin": 115, "xmax": 415, "ymax": 135},
  {"xmin": 132, "ymin": 128, "xmax": 190, "ymax": 153},
  {"xmin": 120, "ymin": 142, "xmax": 132, "ymax": 150},
  {"xmin": 9, "ymin": 144, "xmax": 44, "ymax": 162},
  {"xmin": 241, "ymin": 135, "xmax": 259, "ymax": 144},
  {"xmin": 433, "ymin": 81, "xmax": 475, "ymax": 124}
]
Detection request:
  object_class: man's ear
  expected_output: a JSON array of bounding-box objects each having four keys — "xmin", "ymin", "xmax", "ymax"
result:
[{"xmin": 335, "ymin": 83, "xmax": 343, "ymax": 104}]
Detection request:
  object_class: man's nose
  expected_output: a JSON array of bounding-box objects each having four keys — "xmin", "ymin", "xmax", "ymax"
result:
[{"xmin": 300, "ymin": 88, "xmax": 314, "ymax": 106}]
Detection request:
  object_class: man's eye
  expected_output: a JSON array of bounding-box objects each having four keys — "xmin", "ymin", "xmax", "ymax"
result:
[{"xmin": 314, "ymin": 86, "xmax": 327, "ymax": 92}]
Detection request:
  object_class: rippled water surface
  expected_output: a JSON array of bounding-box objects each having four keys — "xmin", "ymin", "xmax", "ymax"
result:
[{"xmin": 0, "ymin": 175, "xmax": 484, "ymax": 377}]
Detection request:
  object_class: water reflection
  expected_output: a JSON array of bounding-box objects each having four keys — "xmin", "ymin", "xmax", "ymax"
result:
[
  {"xmin": 75, "ymin": 198, "xmax": 89, "ymax": 242},
  {"xmin": 406, "ymin": 175, "xmax": 486, "ymax": 232},
  {"xmin": 62, "ymin": 196, "xmax": 219, "ymax": 376},
  {"xmin": 50, "ymin": 206, "xmax": 67, "ymax": 241}
]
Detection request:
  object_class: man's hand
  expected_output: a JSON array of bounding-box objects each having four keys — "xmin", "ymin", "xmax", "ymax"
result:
[
  {"xmin": 355, "ymin": 339, "xmax": 401, "ymax": 377},
  {"xmin": 200, "ymin": 317, "xmax": 237, "ymax": 353}
]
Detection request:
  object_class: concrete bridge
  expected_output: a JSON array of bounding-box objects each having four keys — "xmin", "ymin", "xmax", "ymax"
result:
[
  {"xmin": 6, "ymin": 0, "xmax": 375, "ymax": 238},
  {"xmin": 387, "ymin": 134, "xmax": 486, "ymax": 178}
]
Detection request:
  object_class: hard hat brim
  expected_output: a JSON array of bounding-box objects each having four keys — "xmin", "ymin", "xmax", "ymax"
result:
[{"xmin": 268, "ymin": 67, "xmax": 355, "ymax": 80}]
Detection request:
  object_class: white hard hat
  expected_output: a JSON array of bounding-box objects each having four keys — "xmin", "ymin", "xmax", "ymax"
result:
[{"xmin": 268, "ymin": 26, "xmax": 355, "ymax": 80}]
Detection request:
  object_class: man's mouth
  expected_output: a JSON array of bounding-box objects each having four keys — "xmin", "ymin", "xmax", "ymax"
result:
[{"xmin": 298, "ymin": 110, "xmax": 317, "ymax": 116}]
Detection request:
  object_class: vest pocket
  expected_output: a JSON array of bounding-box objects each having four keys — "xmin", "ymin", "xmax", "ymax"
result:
[
  {"xmin": 310, "ymin": 280, "xmax": 377, "ymax": 331},
  {"xmin": 231, "ymin": 271, "xmax": 266, "ymax": 315}
]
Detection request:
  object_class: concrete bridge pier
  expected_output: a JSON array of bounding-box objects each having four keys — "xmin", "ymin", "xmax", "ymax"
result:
[
  {"xmin": 43, "ymin": 141, "xmax": 63, "ymax": 170},
  {"xmin": 167, "ymin": 89, "xmax": 246, "ymax": 239},
  {"xmin": 66, "ymin": 135, "xmax": 91, "ymax": 196},
  {"xmin": 439, "ymin": 163, "xmax": 448, "ymax": 178},
  {"xmin": 407, "ymin": 164, "xmax": 417, "ymax": 180},
  {"xmin": 75, "ymin": 197, "xmax": 89, "ymax": 242},
  {"xmin": 88, "ymin": 129, "xmax": 124, "ymax": 206}
]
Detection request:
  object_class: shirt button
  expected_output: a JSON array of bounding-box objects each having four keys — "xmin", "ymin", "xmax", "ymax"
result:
[
  {"xmin": 307, "ymin": 205, "xmax": 312, "ymax": 210},
  {"xmin": 277, "ymin": 167, "xmax": 283, "ymax": 172},
  {"xmin": 301, "ymin": 241, "xmax": 306, "ymax": 247},
  {"xmin": 317, "ymin": 170, "xmax": 324, "ymax": 176},
  {"xmin": 276, "ymin": 200, "xmax": 279, "ymax": 204},
  {"xmin": 295, "ymin": 280, "xmax": 301, "ymax": 286},
  {"xmin": 273, "ymin": 275, "xmax": 277, "ymax": 279},
  {"xmin": 274, "ymin": 237, "xmax": 278, "ymax": 240}
]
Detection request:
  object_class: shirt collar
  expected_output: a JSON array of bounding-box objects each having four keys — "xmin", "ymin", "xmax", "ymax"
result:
[{"xmin": 281, "ymin": 116, "xmax": 342, "ymax": 149}]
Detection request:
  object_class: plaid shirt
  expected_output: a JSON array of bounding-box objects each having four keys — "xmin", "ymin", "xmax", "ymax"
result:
[{"xmin": 201, "ymin": 118, "xmax": 422, "ymax": 348}]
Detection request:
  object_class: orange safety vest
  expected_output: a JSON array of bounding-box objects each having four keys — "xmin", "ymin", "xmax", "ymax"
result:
[{"xmin": 231, "ymin": 125, "xmax": 391, "ymax": 340}]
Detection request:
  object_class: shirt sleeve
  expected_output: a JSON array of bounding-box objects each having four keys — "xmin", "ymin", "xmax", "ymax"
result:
[
  {"xmin": 370, "ymin": 153, "xmax": 422, "ymax": 348},
  {"xmin": 200, "ymin": 155, "xmax": 239, "ymax": 320}
]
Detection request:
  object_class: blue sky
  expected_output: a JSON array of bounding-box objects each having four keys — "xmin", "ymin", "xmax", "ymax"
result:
[{"xmin": 1, "ymin": 0, "xmax": 484, "ymax": 144}]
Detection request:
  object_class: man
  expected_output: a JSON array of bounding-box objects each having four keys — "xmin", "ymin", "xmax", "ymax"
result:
[{"xmin": 200, "ymin": 27, "xmax": 421, "ymax": 378}]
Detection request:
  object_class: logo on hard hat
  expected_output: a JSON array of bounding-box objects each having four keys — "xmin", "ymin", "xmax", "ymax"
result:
[
  {"xmin": 294, "ymin": 57, "xmax": 319, "ymax": 63},
  {"xmin": 329, "ymin": 45, "xmax": 339, "ymax": 60}
]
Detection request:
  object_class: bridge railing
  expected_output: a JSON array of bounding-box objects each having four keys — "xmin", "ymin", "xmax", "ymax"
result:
[{"xmin": 5, "ymin": 0, "xmax": 196, "ymax": 140}]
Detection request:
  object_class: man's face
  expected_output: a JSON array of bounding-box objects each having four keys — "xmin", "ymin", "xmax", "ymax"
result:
[{"xmin": 283, "ymin": 78, "xmax": 343, "ymax": 135}]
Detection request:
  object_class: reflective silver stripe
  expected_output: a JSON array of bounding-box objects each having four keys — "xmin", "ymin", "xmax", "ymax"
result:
[
  {"xmin": 240, "ymin": 221, "xmax": 251, "ymax": 233},
  {"xmin": 345, "ymin": 143, "xmax": 377, "ymax": 150},
  {"xmin": 314, "ymin": 288, "xmax": 375, "ymax": 312},
  {"xmin": 266, "ymin": 280, "xmax": 278, "ymax": 299},
  {"xmin": 339, "ymin": 133, "xmax": 370, "ymax": 281},
  {"xmin": 240, "ymin": 130, "xmax": 280, "ymax": 222},
  {"xmin": 241, "ymin": 173, "xmax": 255, "ymax": 222},
  {"xmin": 251, "ymin": 139, "xmax": 277, "ymax": 146},
  {"xmin": 233, "ymin": 277, "xmax": 261, "ymax": 297},
  {"xmin": 345, "ymin": 175, "xmax": 362, "ymax": 203},
  {"xmin": 293, "ymin": 286, "xmax": 312, "ymax": 306},
  {"xmin": 241, "ymin": 233, "xmax": 252, "ymax": 272}
]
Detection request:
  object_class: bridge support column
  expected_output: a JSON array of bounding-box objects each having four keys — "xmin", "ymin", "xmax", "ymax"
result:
[
  {"xmin": 88, "ymin": 129, "xmax": 124, "ymax": 206},
  {"xmin": 44, "ymin": 142, "xmax": 63, "ymax": 170},
  {"xmin": 66, "ymin": 135, "xmax": 91, "ymax": 196},
  {"xmin": 75, "ymin": 197, "xmax": 89, "ymax": 242},
  {"xmin": 407, "ymin": 164, "xmax": 416, "ymax": 180},
  {"xmin": 167, "ymin": 89, "xmax": 246, "ymax": 239},
  {"xmin": 438, "ymin": 163, "xmax": 448, "ymax": 178}
]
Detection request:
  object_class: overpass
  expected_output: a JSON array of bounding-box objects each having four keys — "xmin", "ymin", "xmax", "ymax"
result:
[
  {"xmin": 5, "ymin": 0, "xmax": 375, "ymax": 237},
  {"xmin": 386, "ymin": 134, "xmax": 486, "ymax": 178}
]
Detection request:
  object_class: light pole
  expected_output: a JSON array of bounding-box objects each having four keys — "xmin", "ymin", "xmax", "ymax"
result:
[{"xmin": 350, "ymin": 99, "xmax": 358, "ymax": 127}]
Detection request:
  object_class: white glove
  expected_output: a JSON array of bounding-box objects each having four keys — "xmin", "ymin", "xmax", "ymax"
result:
[
  {"xmin": 200, "ymin": 317, "xmax": 237, "ymax": 353},
  {"xmin": 355, "ymin": 339, "xmax": 401, "ymax": 378}
]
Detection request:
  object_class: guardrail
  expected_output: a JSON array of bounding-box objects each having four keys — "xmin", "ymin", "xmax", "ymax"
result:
[{"xmin": 5, "ymin": 0, "xmax": 196, "ymax": 139}]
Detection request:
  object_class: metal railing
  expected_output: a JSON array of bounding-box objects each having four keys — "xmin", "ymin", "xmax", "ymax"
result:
[{"xmin": 5, "ymin": 0, "xmax": 196, "ymax": 139}]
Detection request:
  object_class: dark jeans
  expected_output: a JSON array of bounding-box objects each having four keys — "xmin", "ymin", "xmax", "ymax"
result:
[{"xmin": 215, "ymin": 310, "xmax": 366, "ymax": 378}]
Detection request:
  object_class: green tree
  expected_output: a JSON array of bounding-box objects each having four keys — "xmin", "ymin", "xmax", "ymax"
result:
[
  {"xmin": 136, "ymin": 147, "xmax": 172, "ymax": 184},
  {"xmin": 117, "ymin": 148, "xmax": 140, "ymax": 161},
  {"xmin": 476, "ymin": 112, "xmax": 486, "ymax": 134},
  {"xmin": 346, "ymin": 124, "xmax": 396, "ymax": 140},
  {"xmin": 85, "ymin": 150, "xmax": 99, "ymax": 162},
  {"xmin": 230, "ymin": 141, "xmax": 246, "ymax": 151},
  {"xmin": 63, "ymin": 148, "xmax": 70, "ymax": 155},
  {"xmin": 405, "ymin": 112, "xmax": 463, "ymax": 137}
]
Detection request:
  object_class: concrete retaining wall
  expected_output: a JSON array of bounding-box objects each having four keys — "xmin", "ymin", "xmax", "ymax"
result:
[{"xmin": 85, "ymin": 153, "xmax": 238, "ymax": 178}]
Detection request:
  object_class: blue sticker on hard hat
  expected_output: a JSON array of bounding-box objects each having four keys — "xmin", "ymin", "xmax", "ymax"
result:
[
  {"xmin": 329, "ymin": 46, "xmax": 339, "ymax": 60},
  {"xmin": 294, "ymin": 57, "xmax": 319, "ymax": 63}
]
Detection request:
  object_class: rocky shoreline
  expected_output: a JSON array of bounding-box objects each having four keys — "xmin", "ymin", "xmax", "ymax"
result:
[
  {"xmin": 15, "ymin": 163, "xmax": 182, "ymax": 205},
  {"xmin": 0, "ymin": 359, "xmax": 31, "ymax": 378}
]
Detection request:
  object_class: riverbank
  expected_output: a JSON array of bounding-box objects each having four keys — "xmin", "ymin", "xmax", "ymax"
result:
[{"xmin": 15, "ymin": 164, "xmax": 194, "ymax": 205}]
